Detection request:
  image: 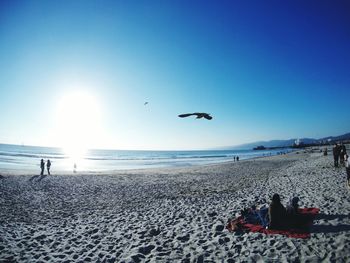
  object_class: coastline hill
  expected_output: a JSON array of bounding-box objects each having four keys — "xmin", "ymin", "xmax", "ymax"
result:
[{"xmin": 218, "ymin": 132, "xmax": 350, "ymax": 150}]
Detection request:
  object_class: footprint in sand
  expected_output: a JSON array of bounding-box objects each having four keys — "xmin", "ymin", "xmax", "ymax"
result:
[
  {"xmin": 131, "ymin": 253, "xmax": 146, "ymax": 262},
  {"xmin": 149, "ymin": 228, "xmax": 160, "ymax": 237},
  {"xmin": 176, "ymin": 234, "xmax": 190, "ymax": 242},
  {"xmin": 138, "ymin": 244, "xmax": 155, "ymax": 255}
]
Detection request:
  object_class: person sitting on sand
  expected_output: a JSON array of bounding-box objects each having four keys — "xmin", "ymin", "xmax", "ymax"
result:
[
  {"xmin": 268, "ymin": 194, "xmax": 287, "ymax": 230},
  {"xmin": 286, "ymin": 197, "xmax": 300, "ymax": 227},
  {"xmin": 286, "ymin": 197, "xmax": 299, "ymax": 215},
  {"xmin": 240, "ymin": 205, "xmax": 268, "ymax": 227},
  {"xmin": 40, "ymin": 159, "xmax": 45, "ymax": 175}
]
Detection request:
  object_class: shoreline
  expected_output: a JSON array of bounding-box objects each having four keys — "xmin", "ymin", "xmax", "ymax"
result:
[
  {"xmin": 1, "ymin": 151, "xmax": 349, "ymax": 261},
  {"xmin": 0, "ymin": 149, "xmax": 295, "ymax": 176},
  {"xmin": 0, "ymin": 144, "xmax": 294, "ymax": 175}
]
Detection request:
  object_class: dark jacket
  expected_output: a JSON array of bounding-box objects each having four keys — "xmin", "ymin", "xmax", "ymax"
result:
[{"xmin": 268, "ymin": 202, "xmax": 287, "ymax": 229}]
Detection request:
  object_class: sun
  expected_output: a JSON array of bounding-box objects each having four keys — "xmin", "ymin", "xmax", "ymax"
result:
[{"xmin": 54, "ymin": 90, "xmax": 102, "ymax": 161}]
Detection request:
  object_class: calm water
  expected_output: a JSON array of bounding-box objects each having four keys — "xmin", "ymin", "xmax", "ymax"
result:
[{"xmin": 0, "ymin": 144, "xmax": 293, "ymax": 173}]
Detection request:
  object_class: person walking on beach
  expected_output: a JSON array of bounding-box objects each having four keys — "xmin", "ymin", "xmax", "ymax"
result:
[
  {"xmin": 339, "ymin": 143, "xmax": 347, "ymax": 166},
  {"xmin": 345, "ymin": 154, "xmax": 350, "ymax": 188},
  {"xmin": 40, "ymin": 159, "xmax": 45, "ymax": 175},
  {"xmin": 47, "ymin": 159, "xmax": 51, "ymax": 175},
  {"xmin": 333, "ymin": 144, "xmax": 340, "ymax": 167}
]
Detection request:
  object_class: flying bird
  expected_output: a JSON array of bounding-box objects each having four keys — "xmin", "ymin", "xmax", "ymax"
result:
[
  {"xmin": 178, "ymin": 112, "xmax": 213, "ymax": 120},
  {"xmin": 144, "ymin": 102, "xmax": 149, "ymax": 105}
]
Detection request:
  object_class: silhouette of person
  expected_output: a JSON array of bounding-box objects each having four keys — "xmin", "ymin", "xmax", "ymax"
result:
[
  {"xmin": 345, "ymin": 154, "xmax": 350, "ymax": 187},
  {"xmin": 237, "ymin": 156, "xmax": 239, "ymax": 161},
  {"xmin": 40, "ymin": 159, "xmax": 45, "ymax": 175},
  {"xmin": 341, "ymin": 143, "xmax": 347, "ymax": 155},
  {"xmin": 73, "ymin": 163, "xmax": 77, "ymax": 173},
  {"xmin": 47, "ymin": 160, "xmax": 51, "ymax": 175},
  {"xmin": 268, "ymin": 194, "xmax": 287, "ymax": 230},
  {"xmin": 333, "ymin": 144, "xmax": 340, "ymax": 167},
  {"xmin": 339, "ymin": 143, "xmax": 347, "ymax": 166}
]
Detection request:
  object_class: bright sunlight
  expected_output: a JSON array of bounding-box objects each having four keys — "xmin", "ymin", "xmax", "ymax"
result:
[{"xmin": 54, "ymin": 90, "xmax": 103, "ymax": 162}]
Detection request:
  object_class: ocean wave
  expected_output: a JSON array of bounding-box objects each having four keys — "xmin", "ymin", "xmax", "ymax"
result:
[
  {"xmin": 0, "ymin": 151, "xmax": 66, "ymax": 159},
  {"xmin": 85, "ymin": 154, "xmax": 230, "ymax": 161},
  {"xmin": 0, "ymin": 144, "xmax": 294, "ymax": 171}
]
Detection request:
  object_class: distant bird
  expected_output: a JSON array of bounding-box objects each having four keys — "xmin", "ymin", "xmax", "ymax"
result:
[
  {"xmin": 144, "ymin": 102, "xmax": 149, "ymax": 105},
  {"xmin": 178, "ymin": 112, "xmax": 213, "ymax": 120}
]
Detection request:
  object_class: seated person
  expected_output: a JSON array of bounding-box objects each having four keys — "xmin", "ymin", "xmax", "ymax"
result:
[
  {"xmin": 286, "ymin": 197, "xmax": 300, "ymax": 227},
  {"xmin": 287, "ymin": 197, "xmax": 299, "ymax": 216},
  {"xmin": 268, "ymin": 194, "xmax": 287, "ymax": 229},
  {"xmin": 241, "ymin": 205, "xmax": 268, "ymax": 227},
  {"xmin": 258, "ymin": 206, "xmax": 269, "ymax": 228}
]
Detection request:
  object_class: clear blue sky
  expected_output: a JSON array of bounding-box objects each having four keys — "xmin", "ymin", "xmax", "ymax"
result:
[{"xmin": 0, "ymin": 0, "xmax": 349, "ymax": 150}]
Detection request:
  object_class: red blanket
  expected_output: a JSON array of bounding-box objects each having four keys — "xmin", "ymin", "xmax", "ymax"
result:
[{"xmin": 226, "ymin": 208, "xmax": 320, "ymax": 239}]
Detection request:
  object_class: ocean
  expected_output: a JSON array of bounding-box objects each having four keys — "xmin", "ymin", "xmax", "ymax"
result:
[{"xmin": 0, "ymin": 144, "xmax": 293, "ymax": 173}]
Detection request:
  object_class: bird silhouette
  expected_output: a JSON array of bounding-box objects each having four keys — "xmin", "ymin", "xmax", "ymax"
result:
[
  {"xmin": 144, "ymin": 102, "xmax": 149, "ymax": 105},
  {"xmin": 178, "ymin": 113, "xmax": 213, "ymax": 120}
]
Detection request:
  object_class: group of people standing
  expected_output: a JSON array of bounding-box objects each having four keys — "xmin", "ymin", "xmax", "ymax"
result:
[
  {"xmin": 40, "ymin": 159, "xmax": 51, "ymax": 175},
  {"xmin": 332, "ymin": 143, "xmax": 347, "ymax": 167},
  {"xmin": 332, "ymin": 142, "xmax": 350, "ymax": 187}
]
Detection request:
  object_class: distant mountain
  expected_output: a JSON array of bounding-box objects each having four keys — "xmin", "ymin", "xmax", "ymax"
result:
[
  {"xmin": 218, "ymin": 132, "xmax": 350, "ymax": 150},
  {"xmin": 319, "ymin": 132, "xmax": 350, "ymax": 142}
]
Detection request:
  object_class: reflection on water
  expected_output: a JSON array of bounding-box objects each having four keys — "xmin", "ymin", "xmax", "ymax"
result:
[{"xmin": 0, "ymin": 143, "xmax": 294, "ymax": 172}]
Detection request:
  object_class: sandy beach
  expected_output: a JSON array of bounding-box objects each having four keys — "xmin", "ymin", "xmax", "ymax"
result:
[{"xmin": 1, "ymin": 150, "xmax": 349, "ymax": 262}]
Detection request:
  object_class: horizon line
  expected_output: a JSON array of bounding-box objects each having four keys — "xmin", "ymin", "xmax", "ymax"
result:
[{"xmin": 1, "ymin": 131, "xmax": 348, "ymax": 152}]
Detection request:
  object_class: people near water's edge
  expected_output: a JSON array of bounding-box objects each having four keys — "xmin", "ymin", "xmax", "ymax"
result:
[
  {"xmin": 73, "ymin": 163, "xmax": 77, "ymax": 173},
  {"xmin": 236, "ymin": 156, "xmax": 239, "ymax": 161},
  {"xmin": 47, "ymin": 159, "xmax": 51, "ymax": 175},
  {"xmin": 40, "ymin": 159, "xmax": 45, "ymax": 175},
  {"xmin": 333, "ymin": 143, "xmax": 340, "ymax": 167},
  {"xmin": 268, "ymin": 194, "xmax": 287, "ymax": 230}
]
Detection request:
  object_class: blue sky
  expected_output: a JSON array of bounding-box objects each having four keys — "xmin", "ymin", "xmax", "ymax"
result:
[{"xmin": 0, "ymin": 0, "xmax": 349, "ymax": 150}]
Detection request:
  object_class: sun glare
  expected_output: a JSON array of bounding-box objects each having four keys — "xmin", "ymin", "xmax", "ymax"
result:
[{"xmin": 54, "ymin": 90, "xmax": 102, "ymax": 163}]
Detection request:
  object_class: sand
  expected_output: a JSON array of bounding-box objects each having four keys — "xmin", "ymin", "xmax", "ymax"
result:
[{"xmin": 0, "ymin": 151, "xmax": 349, "ymax": 262}]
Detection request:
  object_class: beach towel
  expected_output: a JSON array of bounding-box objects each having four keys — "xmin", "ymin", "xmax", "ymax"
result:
[{"xmin": 226, "ymin": 208, "xmax": 320, "ymax": 239}]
